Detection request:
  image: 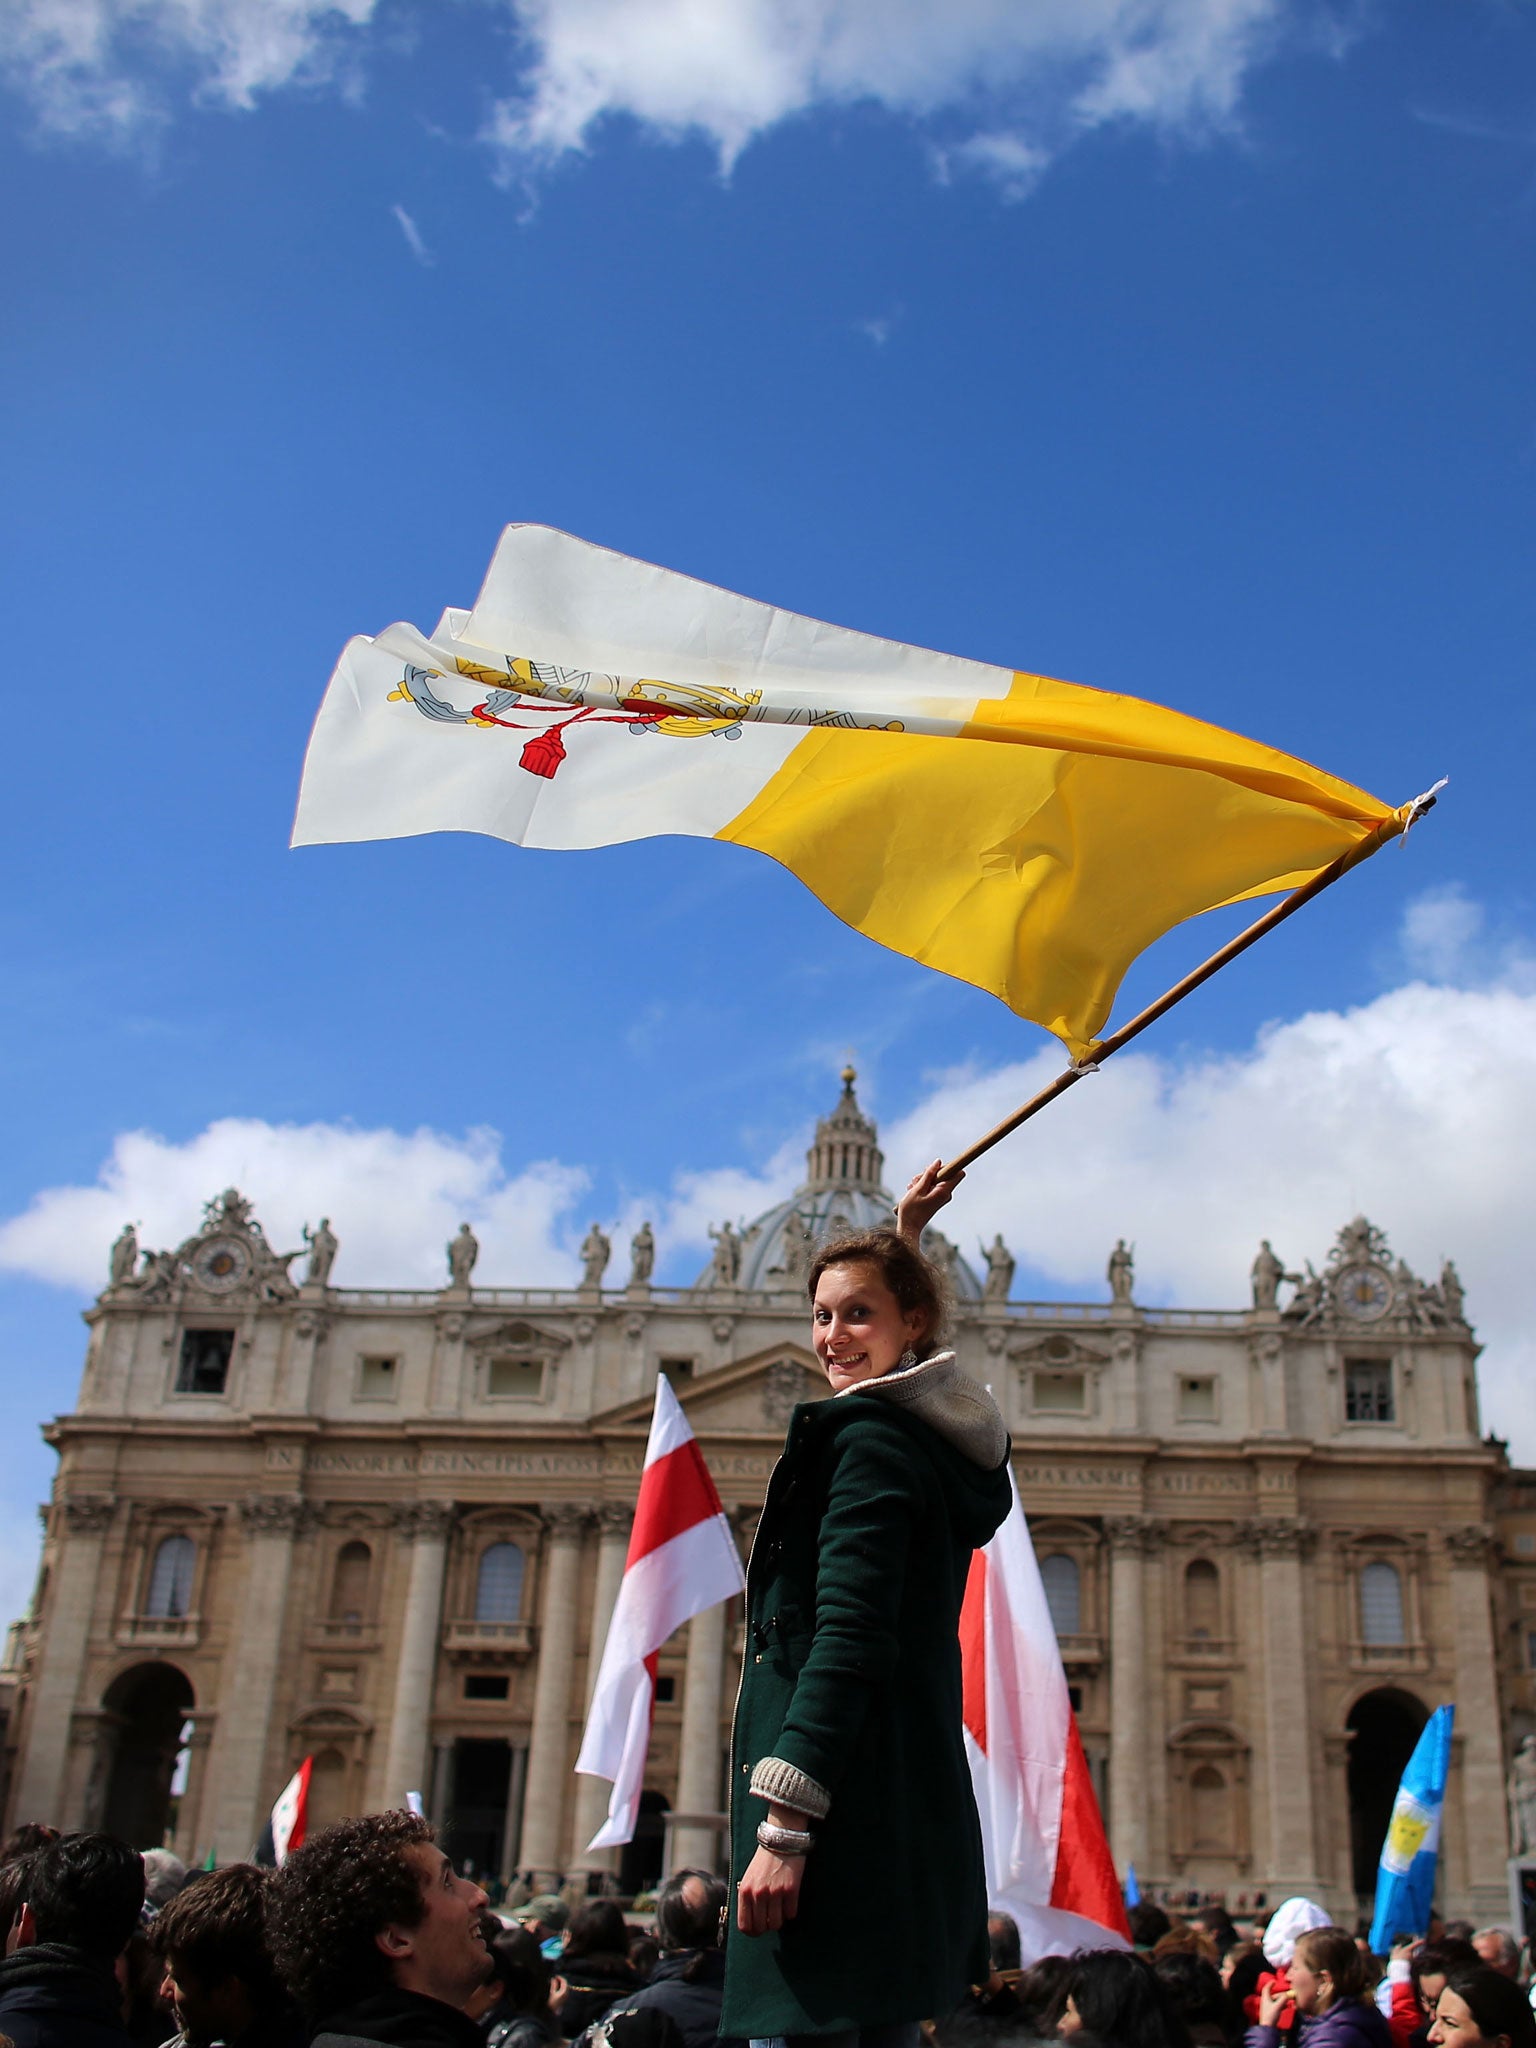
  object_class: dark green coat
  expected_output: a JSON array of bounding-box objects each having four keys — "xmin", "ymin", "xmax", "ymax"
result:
[{"xmin": 722, "ymin": 1389, "xmax": 1013, "ymax": 2038}]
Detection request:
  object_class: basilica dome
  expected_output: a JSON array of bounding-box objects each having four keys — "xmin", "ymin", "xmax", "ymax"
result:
[{"xmin": 696, "ymin": 1067, "xmax": 983, "ymax": 1299}]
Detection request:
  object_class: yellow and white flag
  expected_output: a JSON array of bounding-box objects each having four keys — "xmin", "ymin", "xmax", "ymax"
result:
[{"xmin": 293, "ymin": 525, "xmax": 1408, "ymax": 1060}]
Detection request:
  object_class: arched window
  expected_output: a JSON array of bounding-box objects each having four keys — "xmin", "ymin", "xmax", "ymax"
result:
[
  {"xmin": 1190, "ymin": 1764, "xmax": 1229, "ymax": 1851},
  {"xmin": 145, "ymin": 1535, "xmax": 195, "ymax": 1619},
  {"xmin": 1039, "ymin": 1554, "xmax": 1081, "ymax": 1638},
  {"xmin": 330, "ymin": 1541, "xmax": 372, "ymax": 1624},
  {"xmin": 476, "ymin": 1543, "xmax": 525, "ymax": 1624},
  {"xmin": 1184, "ymin": 1559, "xmax": 1220, "ymax": 1641},
  {"xmin": 1360, "ymin": 1561, "xmax": 1405, "ymax": 1646}
]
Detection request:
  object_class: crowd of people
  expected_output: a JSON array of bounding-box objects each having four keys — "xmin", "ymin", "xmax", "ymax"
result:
[{"xmin": 0, "ymin": 1816, "xmax": 1531, "ymax": 2048}]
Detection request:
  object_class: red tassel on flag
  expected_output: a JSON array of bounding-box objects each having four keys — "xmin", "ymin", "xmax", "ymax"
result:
[{"xmin": 520, "ymin": 726, "xmax": 568, "ymax": 779}]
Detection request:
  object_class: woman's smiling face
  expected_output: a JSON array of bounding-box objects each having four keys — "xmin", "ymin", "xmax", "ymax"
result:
[{"xmin": 812, "ymin": 1259, "xmax": 927, "ymax": 1390}]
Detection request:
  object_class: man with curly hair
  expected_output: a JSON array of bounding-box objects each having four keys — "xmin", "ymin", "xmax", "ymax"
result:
[{"xmin": 266, "ymin": 1812, "xmax": 492, "ymax": 2048}]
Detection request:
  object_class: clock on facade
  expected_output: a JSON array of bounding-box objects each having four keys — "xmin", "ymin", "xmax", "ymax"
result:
[
  {"xmin": 190, "ymin": 1235, "xmax": 253, "ymax": 1293},
  {"xmin": 1335, "ymin": 1261, "xmax": 1393, "ymax": 1321}
]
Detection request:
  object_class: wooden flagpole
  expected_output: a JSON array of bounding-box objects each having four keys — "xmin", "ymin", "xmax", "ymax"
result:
[{"xmin": 940, "ymin": 796, "xmax": 1438, "ymax": 1179}]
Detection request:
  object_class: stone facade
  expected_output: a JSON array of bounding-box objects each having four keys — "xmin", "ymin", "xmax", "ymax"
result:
[{"xmin": 0, "ymin": 1077, "xmax": 1523, "ymax": 1918}]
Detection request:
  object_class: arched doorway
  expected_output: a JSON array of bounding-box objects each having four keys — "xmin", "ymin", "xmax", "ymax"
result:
[
  {"xmin": 619, "ymin": 1790, "xmax": 668, "ymax": 1898},
  {"xmin": 102, "ymin": 1663, "xmax": 194, "ymax": 1848},
  {"xmin": 1346, "ymin": 1687, "xmax": 1428, "ymax": 1903}
]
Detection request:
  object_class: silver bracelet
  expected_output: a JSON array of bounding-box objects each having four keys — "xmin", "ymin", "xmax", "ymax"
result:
[{"xmin": 756, "ymin": 1821, "xmax": 814, "ymax": 1856}]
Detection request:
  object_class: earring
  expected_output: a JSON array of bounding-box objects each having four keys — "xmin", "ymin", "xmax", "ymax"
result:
[{"xmin": 897, "ymin": 1347, "xmax": 919, "ymax": 1372}]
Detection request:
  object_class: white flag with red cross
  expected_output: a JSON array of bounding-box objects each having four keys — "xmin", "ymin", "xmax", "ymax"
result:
[{"xmin": 576, "ymin": 1374, "xmax": 745, "ymax": 1849}]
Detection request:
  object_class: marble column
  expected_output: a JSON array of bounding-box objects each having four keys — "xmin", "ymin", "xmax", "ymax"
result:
[
  {"xmin": 518, "ymin": 1503, "xmax": 591, "ymax": 1888},
  {"xmin": 672, "ymin": 1597, "xmax": 730, "ymax": 1872},
  {"xmin": 1443, "ymin": 1526, "xmax": 1511, "ymax": 1916},
  {"xmin": 205, "ymin": 1497, "xmax": 311, "ymax": 1857},
  {"xmin": 1248, "ymin": 1519, "xmax": 1324, "ymax": 1897},
  {"xmin": 14, "ymin": 1494, "xmax": 117, "ymax": 1828},
  {"xmin": 570, "ymin": 1504, "xmax": 633, "ymax": 1871},
  {"xmin": 378, "ymin": 1502, "xmax": 455, "ymax": 1808},
  {"xmin": 1105, "ymin": 1516, "xmax": 1153, "ymax": 1874}
]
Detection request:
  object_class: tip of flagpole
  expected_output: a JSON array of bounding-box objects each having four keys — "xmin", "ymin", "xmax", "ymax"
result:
[{"xmin": 1399, "ymin": 776, "xmax": 1448, "ymax": 842}]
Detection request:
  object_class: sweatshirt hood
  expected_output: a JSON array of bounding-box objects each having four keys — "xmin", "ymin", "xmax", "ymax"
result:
[{"xmin": 838, "ymin": 1348, "xmax": 1009, "ymax": 1471}]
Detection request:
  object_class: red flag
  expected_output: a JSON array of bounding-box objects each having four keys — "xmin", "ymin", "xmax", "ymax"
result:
[
  {"xmin": 960, "ymin": 1475, "xmax": 1130, "ymax": 1962},
  {"xmin": 576, "ymin": 1375, "xmax": 744, "ymax": 1847}
]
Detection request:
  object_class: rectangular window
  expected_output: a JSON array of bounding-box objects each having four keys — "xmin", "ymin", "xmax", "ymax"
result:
[
  {"xmin": 659, "ymin": 1357, "xmax": 695, "ymax": 1386},
  {"xmin": 1515, "ymin": 1533, "xmax": 1536, "ymax": 1557},
  {"xmin": 464, "ymin": 1673, "xmax": 510, "ymax": 1702},
  {"xmin": 1179, "ymin": 1376, "xmax": 1217, "ymax": 1422},
  {"xmin": 357, "ymin": 1356, "xmax": 398, "ymax": 1400},
  {"xmin": 654, "ymin": 1674, "xmax": 677, "ymax": 1704},
  {"xmin": 175, "ymin": 1329, "xmax": 234, "ymax": 1395},
  {"xmin": 486, "ymin": 1357, "xmax": 543, "ymax": 1398},
  {"xmin": 1344, "ymin": 1357, "xmax": 1395, "ymax": 1423},
  {"xmin": 1033, "ymin": 1370, "xmax": 1086, "ymax": 1414},
  {"xmin": 1527, "ymin": 1628, "xmax": 1536, "ymax": 1673}
]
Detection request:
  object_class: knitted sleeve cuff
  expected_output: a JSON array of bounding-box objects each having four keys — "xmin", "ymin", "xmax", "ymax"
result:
[{"xmin": 749, "ymin": 1756, "xmax": 831, "ymax": 1819}]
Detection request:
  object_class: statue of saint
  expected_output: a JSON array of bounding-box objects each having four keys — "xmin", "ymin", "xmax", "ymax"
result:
[
  {"xmin": 1509, "ymin": 1734, "xmax": 1536, "ymax": 1857},
  {"xmin": 778, "ymin": 1210, "xmax": 812, "ymax": 1285},
  {"xmin": 1283, "ymin": 1260, "xmax": 1325, "ymax": 1326},
  {"xmin": 580, "ymin": 1223, "xmax": 612, "ymax": 1289},
  {"xmin": 108, "ymin": 1223, "xmax": 139, "ymax": 1289},
  {"xmin": 447, "ymin": 1222, "xmax": 479, "ymax": 1288},
  {"xmin": 981, "ymin": 1233, "xmax": 1015, "ymax": 1304},
  {"xmin": 1440, "ymin": 1258, "xmax": 1465, "ymax": 1323},
  {"xmin": 708, "ymin": 1221, "xmax": 741, "ymax": 1287},
  {"xmin": 302, "ymin": 1217, "xmax": 338, "ymax": 1288},
  {"xmin": 628, "ymin": 1221, "xmax": 655, "ymax": 1287},
  {"xmin": 1107, "ymin": 1239, "xmax": 1135, "ymax": 1306},
  {"xmin": 1250, "ymin": 1240, "xmax": 1290, "ymax": 1311}
]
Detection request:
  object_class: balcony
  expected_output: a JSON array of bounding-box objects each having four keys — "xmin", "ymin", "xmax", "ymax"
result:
[
  {"xmin": 1349, "ymin": 1638, "xmax": 1431, "ymax": 1674},
  {"xmin": 443, "ymin": 1620, "xmax": 537, "ymax": 1661},
  {"xmin": 306, "ymin": 1620, "xmax": 383, "ymax": 1652},
  {"xmin": 115, "ymin": 1614, "xmax": 200, "ymax": 1650},
  {"xmin": 1055, "ymin": 1632, "xmax": 1105, "ymax": 1671}
]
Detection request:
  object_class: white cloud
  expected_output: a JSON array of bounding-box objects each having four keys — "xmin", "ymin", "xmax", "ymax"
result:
[
  {"xmin": 391, "ymin": 200, "xmax": 434, "ymax": 265},
  {"xmin": 0, "ymin": 1118, "xmax": 590, "ymax": 1290},
  {"xmin": 1, "ymin": 0, "xmax": 380, "ymax": 137},
  {"xmin": 3, "ymin": 0, "xmax": 1326, "ymax": 192},
  {"xmin": 483, "ymin": 0, "xmax": 1294, "ymax": 182}
]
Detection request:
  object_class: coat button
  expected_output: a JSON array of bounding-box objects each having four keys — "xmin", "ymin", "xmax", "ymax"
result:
[
  {"xmin": 741, "ymin": 1763, "xmax": 750, "ymax": 1774},
  {"xmin": 754, "ymin": 1654, "xmax": 763, "ymax": 1664}
]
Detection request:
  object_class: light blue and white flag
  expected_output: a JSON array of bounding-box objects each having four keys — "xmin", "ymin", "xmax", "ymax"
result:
[{"xmin": 1368, "ymin": 1704, "xmax": 1454, "ymax": 1951}]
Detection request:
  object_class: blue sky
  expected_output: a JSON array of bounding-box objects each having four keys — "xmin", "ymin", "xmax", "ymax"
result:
[{"xmin": 2, "ymin": 0, "xmax": 1534, "ymax": 1611}]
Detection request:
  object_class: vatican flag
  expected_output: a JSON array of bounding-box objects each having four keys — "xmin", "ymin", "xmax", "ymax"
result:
[{"xmin": 293, "ymin": 526, "xmax": 1408, "ymax": 1060}]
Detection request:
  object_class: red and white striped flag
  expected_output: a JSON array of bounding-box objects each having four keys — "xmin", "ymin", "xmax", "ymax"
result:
[
  {"xmin": 576, "ymin": 1374, "xmax": 745, "ymax": 1849},
  {"xmin": 268, "ymin": 1756, "xmax": 312, "ymax": 1866},
  {"xmin": 961, "ymin": 1474, "xmax": 1131, "ymax": 1963}
]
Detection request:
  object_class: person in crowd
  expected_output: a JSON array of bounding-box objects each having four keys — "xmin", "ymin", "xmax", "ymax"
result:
[
  {"xmin": 1248, "ymin": 1927, "xmax": 1390, "ymax": 2048},
  {"xmin": 1469, "ymin": 1936, "xmax": 1520, "ymax": 1985},
  {"xmin": 1426, "ymin": 1965, "xmax": 1536, "ymax": 2048},
  {"xmin": 0, "ymin": 1831, "xmax": 144, "ymax": 2048},
  {"xmin": 594, "ymin": 1871, "xmax": 736, "ymax": 2048},
  {"xmin": 1191, "ymin": 1910, "xmax": 1241, "ymax": 1962},
  {"xmin": 1056, "ymin": 1948, "xmax": 1193, "ymax": 2047},
  {"xmin": 551, "ymin": 1903, "xmax": 639, "ymax": 2039},
  {"xmin": 141, "ymin": 1855, "xmax": 190, "ymax": 1916},
  {"xmin": 1384, "ymin": 1940, "xmax": 1481, "ymax": 2048},
  {"xmin": 1245, "ymin": 1898, "xmax": 1334, "ymax": 2037},
  {"xmin": 987, "ymin": 1916, "xmax": 1022, "ymax": 1977},
  {"xmin": 0, "ymin": 1832, "xmax": 57, "ymax": 1869},
  {"xmin": 515, "ymin": 1902, "xmax": 570, "ymax": 1966},
  {"xmin": 266, "ymin": 1811, "xmax": 491, "ymax": 2048},
  {"xmin": 1155, "ymin": 1928, "xmax": 1221, "ymax": 1969},
  {"xmin": 1130, "ymin": 1906, "xmax": 1176, "ymax": 1952},
  {"xmin": 1014, "ymin": 1957, "xmax": 1075, "ymax": 2037},
  {"xmin": 569, "ymin": 2008, "xmax": 683, "ymax": 2048},
  {"xmin": 725, "ymin": 1178, "xmax": 1014, "ymax": 2048},
  {"xmin": 151, "ymin": 1863, "xmax": 300, "ymax": 2048},
  {"xmin": 1441, "ymin": 1930, "xmax": 1477, "ymax": 1950},
  {"xmin": 1224, "ymin": 1946, "xmax": 1266, "ymax": 2000},
  {"xmin": 477, "ymin": 1925, "xmax": 558, "ymax": 2048},
  {"xmin": 1152, "ymin": 1952, "xmax": 1232, "ymax": 2047}
]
